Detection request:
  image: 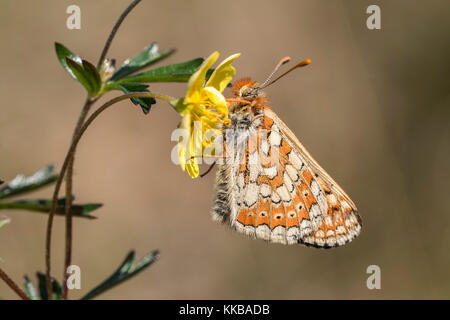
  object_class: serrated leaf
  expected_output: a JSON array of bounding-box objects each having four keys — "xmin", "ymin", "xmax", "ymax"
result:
[
  {"xmin": 0, "ymin": 165, "xmax": 57, "ymax": 200},
  {"xmin": 37, "ymin": 272, "xmax": 62, "ymax": 300},
  {"xmin": 65, "ymin": 57, "xmax": 101, "ymax": 97},
  {"xmin": 115, "ymin": 83, "xmax": 155, "ymax": 114},
  {"xmin": 0, "ymin": 198, "xmax": 102, "ymax": 219},
  {"xmin": 0, "ymin": 215, "xmax": 10, "ymax": 228},
  {"xmin": 23, "ymin": 276, "xmax": 40, "ymax": 300},
  {"xmin": 55, "ymin": 42, "xmax": 82, "ymax": 80},
  {"xmin": 80, "ymin": 250, "xmax": 159, "ymax": 300},
  {"xmin": 118, "ymin": 58, "xmax": 204, "ymax": 83},
  {"xmin": 110, "ymin": 43, "xmax": 176, "ymax": 81}
]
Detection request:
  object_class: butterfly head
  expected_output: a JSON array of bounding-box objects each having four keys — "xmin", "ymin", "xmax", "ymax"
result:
[
  {"xmin": 231, "ymin": 78, "xmax": 261, "ymax": 99},
  {"xmin": 230, "ymin": 58, "xmax": 311, "ymax": 101}
]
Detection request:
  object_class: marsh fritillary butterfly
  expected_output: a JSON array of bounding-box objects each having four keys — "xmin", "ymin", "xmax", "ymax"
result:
[{"xmin": 209, "ymin": 58, "xmax": 362, "ymax": 248}]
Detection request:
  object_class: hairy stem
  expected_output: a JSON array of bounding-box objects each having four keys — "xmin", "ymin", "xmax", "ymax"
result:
[
  {"xmin": 47, "ymin": 0, "xmax": 144, "ymax": 300},
  {"xmin": 0, "ymin": 267, "xmax": 30, "ymax": 300},
  {"xmin": 97, "ymin": 0, "xmax": 143, "ymax": 69},
  {"xmin": 61, "ymin": 98, "xmax": 93, "ymax": 300}
]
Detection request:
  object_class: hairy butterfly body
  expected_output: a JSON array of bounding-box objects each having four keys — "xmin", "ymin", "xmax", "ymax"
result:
[{"xmin": 211, "ymin": 77, "xmax": 362, "ymax": 248}]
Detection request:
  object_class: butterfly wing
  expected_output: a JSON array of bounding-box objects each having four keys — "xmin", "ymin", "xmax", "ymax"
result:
[
  {"xmin": 265, "ymin": 108, "xmax": 362, "ymax": 247},
  {"xmin": 211, "ymin": 106, "xmax": 362, "ymax": 248}
]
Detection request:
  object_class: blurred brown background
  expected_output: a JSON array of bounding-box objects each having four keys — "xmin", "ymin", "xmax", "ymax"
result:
[{"xmin": 1, "ymin": 0, "xmax": 449, "ymax": 299}]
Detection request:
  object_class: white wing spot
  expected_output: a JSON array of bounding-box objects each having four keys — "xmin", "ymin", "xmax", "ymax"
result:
[
  {"xmin": 260, "ymin": 139, "xmax": 269, "ymax": 155},
  {"xmin": 300, "ymin": 219, "xmax": 312, "ymax": 237},
  {"xmin": 256, "ymin": 225, "xmax": 270, "ymax": 240},
  {"xmin": 260, "ymin": 183, "xmax": 271, "ymax": 198},
  {"xmin": 271, "ymin": 191, "xmax": 281, "ymax": 204},
  {"xmin": 336, "ymin": 225, "xmax": 346, "ymax": 235},
  {"xmin": 270, "ymin": 226, "xmax": 287, "ymax": 244},
  {"xmin": 287, "ymin": 227, "xmax": 300, "ymax": 244},
  {"xmin": 283, "ymin": 172, "xmax": 294, "ymax": 193},
  {"xmin": 244, "ymin": 183, "xmax": 258, "ymax": 207},
  {"xmin": 277, "ymin": 185, "xmax": 291, "ymax": 202},
  {"xmin": 285, "ymin": 164, "xmax": 299, "ymax": 182},
  {"xmin": 269, "ymin": 130, "xmax": 282, "ymax": 147},
  {"xmin": 326, "ymin": 230, "xmax": 335, "ymax": 237},
  {"xmin": 315, "ymin": 230, "xmax": 325, "ymax": 238},
  {"xmin": 289, "ymin": 152, "xmax": 303, "ymax": 170},
  {"xmin": 263, "ymin": 165, "xmax": 277, "ymax": 179}
]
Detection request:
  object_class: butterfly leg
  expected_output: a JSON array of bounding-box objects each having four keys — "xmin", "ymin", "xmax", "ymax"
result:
[{"xmin": 200, "ymin": 162, "xmax": 216, "ymax": 178}]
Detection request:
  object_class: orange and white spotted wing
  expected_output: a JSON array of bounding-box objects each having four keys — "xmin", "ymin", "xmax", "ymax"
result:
[{"xmin": 211, "ymin": 101, "xmax": 362, "ymax": 248}]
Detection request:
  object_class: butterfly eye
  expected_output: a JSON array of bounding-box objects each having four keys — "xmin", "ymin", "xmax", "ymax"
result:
[
  {"xmin": 275, "ymin": 214, "xmax": 283, "ymax": 220},
  {"xmin": 260, "ymin": 212, "xmax": 267, "ymax": 217},
  {"xmin": 298, "ymin": 204, "xmax": 303, "ymax": 210},
  {"xmin": 303, "ymin": 191, "xmax": 309, "ymax": 197},
  {"xmin": 289, "ymin": 212, "xmax": 296, "ymax": 218}
]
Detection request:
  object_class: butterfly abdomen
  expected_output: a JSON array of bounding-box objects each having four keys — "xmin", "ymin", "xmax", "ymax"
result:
[{"xmin": 211, "ymin": 164, "xmax": 232, "ymax": 223}]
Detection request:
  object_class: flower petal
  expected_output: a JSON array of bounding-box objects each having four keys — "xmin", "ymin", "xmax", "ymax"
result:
[
  {"xmin": 186, "ymin": 124, "xmax": 202, "ymax": 178},
  {"xmin": 177, "ymin": 113, "xmax": 192, "ymax": 171},
  {"xmin": 178, "ymin": 144, "xmax": 186, "ymax": 172},
  {"xmin": 202, "ymin": 86, "xmax": 228, "ymax": 116},
  {"xmin": 205, "ymin": 53, "xmax": 241, "ymax": 93},
  {"xmin": 186, "ymin": 52, "xmax": 219, "ymax": 104}
]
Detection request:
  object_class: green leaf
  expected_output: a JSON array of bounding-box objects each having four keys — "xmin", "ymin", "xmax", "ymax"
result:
[
  {"xmin": 117, "ymin": 58, "xmax": 204, "ymax": 83},
  {"xmin": 52, "ymin": 278, "xmax": 62, "ymax": 300},
  {"xmin": 0, "ymin": 215, "xmax": 10, "ymax": 228},
  {"xmin": 82, "ymin": 60, "xmax": 102, "ymax": 94},
  {"xmin": 23, "ymin": 276, "xmax": 40, "ymax": 300},
  {"xmin": 0, "ymin": 165, "xmax": 57, "ymax": 200},
  {"xmin": 65, "ymin": 57, "xmax": 102, "ymax": 97},
  {"xmin": 115, "ymin": 82, "xmax": 155, "ymax": 114},
  {"xmin": 81, "ymin": 250, "xmax": 159, "ymax": 300},
  {"xmin": 0, "ymin": 198, "xmax": 102, "ymax": 219},
  {"xmin": 37, "ymin": 272, "xmax": 62, "ymax": 300},
  {"xmin": 55, "ymin": 42, "xmax": 82, "ymax": 80},
  {"xmin": 36, "ymin": 273, "xmax": 47, "ymax": 300},
  {"xmin": 110, "ymin": 43, "xmax": 176, "ymax": 81}
]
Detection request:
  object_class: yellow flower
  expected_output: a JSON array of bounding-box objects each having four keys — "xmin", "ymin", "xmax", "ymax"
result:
[{"xmin": 173, "ymin": 51, "xmax": 240, "ymax": 178}]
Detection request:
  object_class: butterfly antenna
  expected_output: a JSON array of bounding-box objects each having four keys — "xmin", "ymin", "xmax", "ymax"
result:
[
  {"xmin": 260, "ymin": 59, "xmax": 311, "ymax": 89},
  {"xmin": 258, "ymin": 56, "xmax": 291, "ymax": 89}
]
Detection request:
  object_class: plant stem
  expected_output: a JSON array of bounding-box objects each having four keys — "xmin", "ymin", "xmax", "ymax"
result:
[
  {"xmin": 61, "ymin": 98, "xmax": 93, "ymax": 300},
  {"xmin": 0, "ymin": 267, "xmax": 31, "ymax": 300},
  {"xmin": 52, "ymin": 0, "xmax": 144, "ymax": 300},
  {"xmin": 97, "ymin": 0, "xmax": 143, "ymax": 69},
  {"xmin": 45, "ymin": 92, "xmax": 173, "ymax": 299}
]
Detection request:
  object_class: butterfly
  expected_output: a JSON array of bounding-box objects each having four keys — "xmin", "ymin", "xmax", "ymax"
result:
[{"xmin": 208, "ymin": 57, "xmax": 362, "ymax": 248}]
